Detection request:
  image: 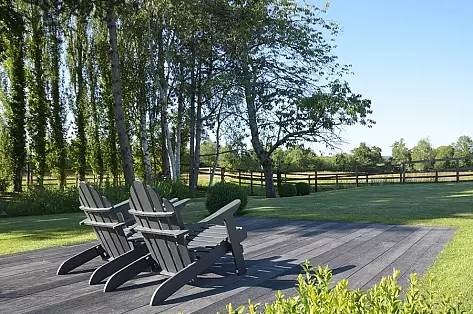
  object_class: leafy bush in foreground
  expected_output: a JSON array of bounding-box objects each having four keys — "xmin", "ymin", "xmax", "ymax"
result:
[
  {"xmin": 206, "ymin": 182, "xmax": 248, "ymax": 214},
  {"xmin": 278, "ymin": 184, "xmax": 296, "ymax": 197},
  {"xmin": 222, "ymin": 261, "xmax": 465, "ymax": 314}
]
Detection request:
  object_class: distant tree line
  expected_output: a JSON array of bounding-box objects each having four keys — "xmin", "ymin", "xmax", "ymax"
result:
[{"xmin": 198, "ymin": 135, "xmax": 473, "ymax": 173}]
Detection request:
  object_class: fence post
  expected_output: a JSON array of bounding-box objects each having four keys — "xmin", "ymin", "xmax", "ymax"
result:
[
  {"xmin": 238, "ymin": 170, "xmax": 241, "ymax": 186},
  {"xmin": 277, "ymin": 169, "xmax": 282, "ymax": 189},
  {"xmin": 365, "ymin": 174, "xmax": 369, "ymax": 184},
  {"xmin": 401, "ymin": 163, "xmax": 406, "ymax": 183},
  {"xmin": 435, "ymin": 170, "xmax": 438, "ymax": 183},
  {"xmin": 26, "ymin": 159, "xmax": 30, "ymax": 187},
  {"xmin": 314, "ymin": 169, "xmax": 318, "ymax": 192},
  {"xmin": 221, "ymin": 167, "xmax": 225, "ymax": 182},
  {"xmin": 260, "ymin": 172, "xmax": 263, "ymax": 187},
  {"xmin": 308, "ymin": 174, "xmax": 311, "ymax": 187},
  {"xmin": 456, "ymin": 160, "xmax": 460, "ymax": 182},
  {"xmin": 250, "ymin": 171, "xmax": 254, "ymax": 196},
  {"xmin": 355, "ymin": 166, "xmax": 359, "ymax": 187},
  {"xmin": 336, "ymin": 173, "xmax": 339, "ymax": 188},
  {"xmin": 284, "ymin": 172, "xmax": 287, "ymax": 183},
  {"xmin": 209, "ymin": 167, "xmax": 212, "ymax": 182}
]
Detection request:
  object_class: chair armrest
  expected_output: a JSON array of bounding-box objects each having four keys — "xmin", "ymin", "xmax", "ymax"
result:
[
  {"xmin": 173, "ymin": 198, "xmax": 190, "ymax": 211},
  {"xmin": 198, "ymin": 199, "xmax": 240, "ymax": 225},
  {"xmin": 169, "ymin": 198, "xmax": 178, "ymax": 203},
  {"xmin": 134, "ymin": 226, "xmax": 189, "ymax": 237},
  {"xmin": 80, "ymin": 219, "xmax": 133, "ymax": 230},
  {"xmin": 113, "ymin": 199, "xmax": 130, "ymax": 213},
  {"xmin": 129, "ymin": 210, "xmax": 176, "ymax": 218}
]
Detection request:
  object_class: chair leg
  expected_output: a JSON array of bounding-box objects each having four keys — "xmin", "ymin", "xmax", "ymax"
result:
[
  {"xmin": 231, "ymin": 244, "xmax": 247, "ymax": 275},
  {"xmin": 57, "ymin": 245, "xmax": 105, "ymax": 275},
  {"xmin": 104, "ymin": 253, "xmax": 156, "ymax": 292},
  {"xmin": 89, "ymin": 244, "xmax": 148, "ymax": 285},
  {"xmin": 150, "ymin": 242, "xmax": 229, "ymax": 306}
]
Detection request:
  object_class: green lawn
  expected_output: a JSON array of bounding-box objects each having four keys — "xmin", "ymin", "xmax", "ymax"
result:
[
  {"xmin": 1, "ymin": 183, "xmax": 472, "ymax": 307},
  {"xmin": 0, "ymin": 200, "xmax": 208, "ymax": 255}
]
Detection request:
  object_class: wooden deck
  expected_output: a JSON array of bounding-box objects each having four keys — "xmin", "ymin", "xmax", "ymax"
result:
[{"xmin": 0, "ymin": 218, "xmax": 455, "ymax": 314}]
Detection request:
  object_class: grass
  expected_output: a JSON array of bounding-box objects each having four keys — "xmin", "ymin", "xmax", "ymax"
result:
[
  {"xmin": 1, "ymin": 182, "xmax": 472, "ymax": 307},
  {"xmin": 0, "ymin": 201, "xmax": 208, "ymax": 255}
]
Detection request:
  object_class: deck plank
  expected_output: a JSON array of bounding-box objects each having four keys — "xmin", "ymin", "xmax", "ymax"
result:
[{"xmin": 0, "ymin": 217, "xmax": 454, "ymax": 314}]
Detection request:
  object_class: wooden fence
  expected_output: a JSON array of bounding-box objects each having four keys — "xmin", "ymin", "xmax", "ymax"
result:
[
  {"xmin": 198, "ymin": 156, "xmax": 473, "ymax": 195},
  {"xmin": 22, "ymin": 156, "xmax": 473, "ymax": 194}
]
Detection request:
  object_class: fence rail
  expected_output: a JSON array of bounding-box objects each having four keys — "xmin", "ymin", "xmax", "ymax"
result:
[
  {"xmin": 198, "ymin": 165, "xmax": 473, "ymax": 195},
  {"xmin": 20, "ymin": 156, "xmax": 473, "ymax": 195}
]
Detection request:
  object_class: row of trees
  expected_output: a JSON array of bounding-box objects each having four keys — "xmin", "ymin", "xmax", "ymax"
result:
[
  {"xmin": 392, "ymin": 136, "xmax": 473, "ymax": 170},
  {"xmin": 0, "ymin": 0, "xmax": 372, "ymax": 197},
  {"xmin": 200, "ymin": 135, "xmax": 473, "ymax": 173}
]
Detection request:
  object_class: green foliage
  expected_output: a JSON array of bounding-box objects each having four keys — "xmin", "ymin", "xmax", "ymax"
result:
[
  {"xmin": 26, "ymin": 6, "xmax": 48, "ymax": 187},
  {"xmin": 295, "ymin": 182, "xmax": 310, "ymax": 196},
  {"xmin": 434, "ymin": 145, "xmax": 455, "ymax": 169},
  {"xmin": 102, "ymin": 186, "xmax": 130, "ymax": 204},
  {"xmin": 351, "ymin": 142, "xmax": 383, "ymax": 166},
  {"xmin": 411, "ymin": 138, "xmax": 434, "ymax": 171},
  {"xmin": 205, "ymin": 182, "xmax": 248, "ymax": 214},
  {"xmin": 155, "ymin": 180, "xmax": 192, "ymax": 200},
  {"xmin": 391, "ymin": 138, "xmax": 411, "ymax": 164},
  {"xmin": 0, "ymin": 116, "xmax": 12, "ymax": 192},
  {"xmin": 103, "ymin": 180, "xmax": 193, "ymax": 204},
  {"xmin": 278, "ymin": 184, "xmax": 296, "ymax": 197},
  {"xmin": 453, "ymin": 136, "xmax": 473, "ymax": 168},
  {"xmin": 0, "ymin": 187, "xmax": 80, "ymax": 217},
  {"xmin": 223, "ymin": 261, "xmax": 465, "ymax": 314},
  {"xmin": 1, "ymin": 2, "xmax": 26, "ymax": 192}
]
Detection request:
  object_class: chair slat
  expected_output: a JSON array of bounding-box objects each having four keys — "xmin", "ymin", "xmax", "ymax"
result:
[{"xmin": 78, "ymin": 182, "xmax": 131, "ymax": 258}]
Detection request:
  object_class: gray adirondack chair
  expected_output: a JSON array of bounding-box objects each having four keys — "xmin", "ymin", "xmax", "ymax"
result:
[
  {"xmin": 104, "ymin": 180, "xmax": 247, "ymax": 306},
  {"xmin": 57, "ymin": 182, "xmax": 142, "ymax": 278}
]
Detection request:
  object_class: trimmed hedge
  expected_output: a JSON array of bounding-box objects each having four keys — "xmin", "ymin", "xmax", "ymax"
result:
[
  {"xmin": 205, "ymin": 182, "xmax": 248, "ymax": 215},
  {"xmin": 0, "ymin": 180, "xmax": 195, "ymax": 218},
  {"xmin": 295, "ymin": 182, "xmax": 311, "ymax": 196},
  {"xmin": 278, "ymin": 184, "xmax": 296, "ymax": 197},
  {"xmin": 224, "ymin": 261, "xmax": 465, "ymax": 313},
  {"xmin": 0, "ymin": 187, "xmax": 80, "ymax": 217}
]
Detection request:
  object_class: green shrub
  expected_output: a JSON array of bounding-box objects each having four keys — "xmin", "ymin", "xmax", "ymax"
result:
[
  {"xmin": 278, "ymin": 184, "xmax": 296, "ymax": 197},
  {"xmin": 295, "ymin": 182, "xmax": 310, "ymax": 196},
  {"xmin": 205, "ymin": 182, "xmax": 248, "ymax": 215},
  {"xmin": 0, "ymin": 177, "xmax": 9, "ymax": 193},
  {"xmin": 223, "ymin": 261, "xmax": 465, "ymax": 314},
  {"xmin": 0, "ymin": 187, "xmax": 80, "ymax": 217},
  {"xmin": 102, "ymin": 186, "xmax": 130, "ymax": 204},
  {"xmin": 155, "ymin": 179, "xmax": 192, "ymax": 200}
]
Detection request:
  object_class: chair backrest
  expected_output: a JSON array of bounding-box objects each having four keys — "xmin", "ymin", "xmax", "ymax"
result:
[
  {"xmin": 79, "ymin": 182, "xmax": 131, "ymax": 258},
  {"xmin": 130, "ymin": 181, "xmax": 191, "ymax": 275}
]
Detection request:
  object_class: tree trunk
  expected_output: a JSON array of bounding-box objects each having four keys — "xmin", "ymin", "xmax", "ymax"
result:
[
  {"xmin": 75, "ymin": 17, "xmax": 87, "ymax": 182},
  {"xmin": 175, "ymin": 63, "xmax": 184, "ymax": 180},
  {"xmin": 140, "ymin": 104, "xmax": 153, "ymax": 182},
  {"xmin": 262, "ymin": 159, "xmax": 276, "ymax": 198},
  {"xmin": 9, "ymin": 16, "xmax": 27, "ymax": 192},
  {"xmin": 209, "ymin": 110, "xmax": 222, "ymax": 188},
  {"xmin": 49, "ymin": 14, "xmax": 67, "ymax": 190},
  {"xmin": 188, "ymin": 48, "xmax": 197, "ymax": 191},
  {"xmin": 192, "ymin": 65, "xmax": 203, "ymax": 189},
  {"xmin": 29, "ymin": 8, "xmax": 47, "ymax": 187},
  {"xmin": 107, "ymin": 0, "xmax": 135, "ymax": 185},
  {"xmin": 240, "ymin": 49, "xmax": 276, "ymax": 197}
]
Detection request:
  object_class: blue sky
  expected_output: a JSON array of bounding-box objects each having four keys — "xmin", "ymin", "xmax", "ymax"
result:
[{"xmin": 307, "ymin": 0, "xmax": 473, "ymax": 156}]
